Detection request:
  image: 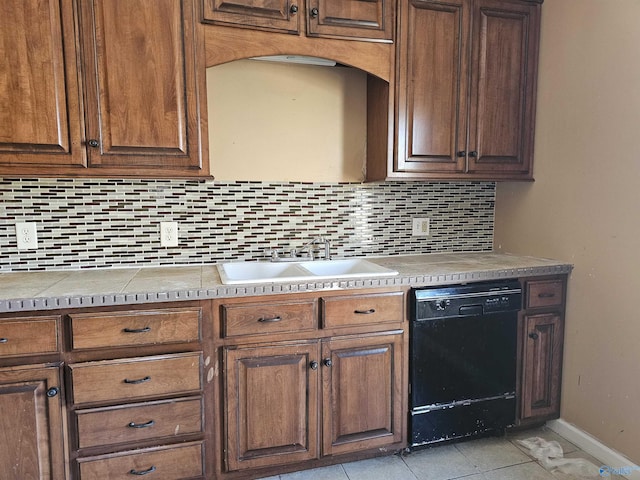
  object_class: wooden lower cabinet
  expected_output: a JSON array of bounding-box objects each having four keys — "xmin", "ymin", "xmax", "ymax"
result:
[
  {"xmin": 223, "ymin": 332, "xmax": 405, "ymax": 472},
  {"xmin": 0, "ymin": 364, "xmax": 66, "ymax": 480},
  {"xmin": 322, "ymin": 333, "xmax": 403, "ymax": 456}
]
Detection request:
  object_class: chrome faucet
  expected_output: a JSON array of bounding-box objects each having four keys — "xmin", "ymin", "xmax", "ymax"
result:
[{"xmin": 269, "ymin": 236, "xmax": 331, "ymax": 262}]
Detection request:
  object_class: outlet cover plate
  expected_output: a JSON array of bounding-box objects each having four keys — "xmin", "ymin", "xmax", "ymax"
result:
[
  {"xmin": 160, "ymin": 222, "xmax": 179, "ymax": 247},
  {"xmin": 16, "ymin": 222, "xmax": 38, "ymax": 250},
  {"xmin": 412, "ymin": 218, "xmax": 430, "ymax": 237}
]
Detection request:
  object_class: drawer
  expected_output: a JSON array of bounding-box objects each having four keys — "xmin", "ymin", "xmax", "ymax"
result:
[
  {"xmin": 69, "ymin": 352, "xmax": 201, "ymax": 405},
  {"xmin": 76, "ymin": 397, "xmax": 203, "ymax": 449},
  {"xmin": 70, "ymin": 308, "xmax": 201, "ymax": 350},
  {"xmin": 526, "ymin": 279, "xmax": 564, "ymax": 309},
  {"xmin": 321, "ymin": 292, "xmax": 404, "ymax": 328},
  {"xmin": 78, "ymin": 441, "xmax": 204, "ymax": 480},
  {"xmin": 0, "ymin": 316, "xmax": 59, "ymax": 357},
  {"xmin": 221, "ymin": 299, "xmax": 316, "ymax": 338}
]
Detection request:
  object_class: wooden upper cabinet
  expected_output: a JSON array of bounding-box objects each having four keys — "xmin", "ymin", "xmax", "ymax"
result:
[
  {"xmin": 202, "ymin": 0, "xmax": 301, "ymax": 34},
  {"xmin": 202, "ymin": 0, "xmax": 394, "ymax": 41},
  {"xmin": 467, "ymin": 0, "xmax": 540, "ymax": 176},
  {"xmin": 307, "ymin": 0, "xmax": 394, "ymax": 41},
  {"xmin": 80, "ymin": 0, "xmax": 206, "ymax": 173},
  {"xmin": 0, "ymin": 364, "xmax": 66, "ymax": 480},
  {"xmin": 392, "ymin": 0, "xmax": 541, "ymax": 180},
  {"xmin": 0, "ymin": 0, "xmax": 85, "ymax": 169}
]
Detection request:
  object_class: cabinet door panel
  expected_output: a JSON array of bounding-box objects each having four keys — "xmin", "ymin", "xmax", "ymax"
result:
[
  {"xmin": 396, "ymin": 0, "xmax": 469, "ymax": 174},
  {"xmin": 203, "ymin": 0, "xmax": 300, "ymax": 33},
  {"xmin": 322, "ymin": 332, "xmax": 403, "ymax": 455},
  {"xmin": 521, "ymin": 313, "xmax": 563, "ymax": 419},
  {"xmin": 468, "ymin": 0, "xmax": 539, "ymax": 174},
  {"xmin": 81, "ymin": 0, "xmax": 203, "ymax": 170},
  {"xmin": 225, "ymin": 343, "xmax": 319, "ymax": 470},
  {"xmin": 0, "ymin": 0, "xmax": 85, "ymax": 168},
  {"xmin": 308, "ymin": 0, "xmax": 394, "ymax": 41},
  {"xmin": 0, "ymin": 364, "xmax": 65, "ymax": 480}
]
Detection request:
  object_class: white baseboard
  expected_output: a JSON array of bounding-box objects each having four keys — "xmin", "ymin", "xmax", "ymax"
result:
[{"xmin": 547, "ymin": 419, "xmax": 640, "ymax": 479}]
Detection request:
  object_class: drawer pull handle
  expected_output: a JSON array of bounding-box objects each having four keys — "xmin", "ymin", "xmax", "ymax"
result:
[
  {"xmin": 257, "ymin": 316, "xmax": 282, "ymax": 323},
  {"xmin": 128, "ymin": 420, "xmax": 155, "ymax": 429},
  {"xmin": 123, "ymin": 326, "xmax": 151, "ymax": 334},
  {"xmin": 124, "ymin": 376, "xmax": 151, "ymax": 385},
  {"xmin": 129, "ymin": 465, "xmax": 156, "ymax": 476},
  {"xmin": 354, "ymin": 309, "xmax": 376, "ymax": 315},
  {"xmin": 0, "ymin": 338, "xmax": 7, "ymax": 344},
  {"xmin": 538, "ymin": 292, "xmax": 556, "ymax": 298}
]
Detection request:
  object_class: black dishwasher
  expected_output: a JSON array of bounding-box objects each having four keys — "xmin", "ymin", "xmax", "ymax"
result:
[{"xmin": 410, "ymin": 280, "xmax": 522, "ymax": 447}]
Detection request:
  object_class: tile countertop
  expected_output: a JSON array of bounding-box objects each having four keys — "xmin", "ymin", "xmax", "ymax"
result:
[{"xmin": 0, "ymin": 253, "xmax": 573, "ymax": 313}]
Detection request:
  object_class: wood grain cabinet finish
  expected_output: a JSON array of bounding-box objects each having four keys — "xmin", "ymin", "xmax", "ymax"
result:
[
  {"xmin": 224, "ymin": 342, "xmax": 319, "ymax": 471},
  {"xmin": 518, "ymin": 276, "xmax": 566, "ymax": 423},
  {"xmin": 392, "ymin": 0, "xmax": 541, "ymax": 180},
  {"xmin": 69, "ymin": 308, "xmax": 201, "ymax": 350},
  {"xmin": 202, "ymin": 0, "xmax": 394, "ymax": 41},
  {"xmin": 0, "ymin": 0, "xmax": 208, "ymax": 178},
  {"xmin": 77, "ymin": 441, "xmax": 204, "ymax": 480},
  {"xmin": 320, "ymin": 291, "xmax": 404, "ymax": 328},
  {"xmin": 69, "ymin": 352, "xmax": 202, "ymax": 405},
  {"xmin": 0, "ymin": 0, "xmax": 85, "ymax": 170},
  {"xmin": 220, "ymin": 299, "xmax": 316, "ymax": 338},
  {"xmin": 0, "ymin": 364, "xmax": 66, "ymax": 480},
  {"xmin": 0, "ymin": 316, "xmax": 59, "ymax": 357},
  {"xmin": 321, "ymin": 332, "xmax": 403, "ymax": 456}
]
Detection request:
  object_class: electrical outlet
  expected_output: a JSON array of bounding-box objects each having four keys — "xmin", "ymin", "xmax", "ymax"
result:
[
  {"xmin": 412, "ymin": 218, "xmax": 430, "ymax": 237},
  {"xmin": 160, "ymin": 222, "xmax": 179, "ymax": 247},
  {"xmin": 16, "ymin": 222, "xmax": 38, "ymax": 250}
]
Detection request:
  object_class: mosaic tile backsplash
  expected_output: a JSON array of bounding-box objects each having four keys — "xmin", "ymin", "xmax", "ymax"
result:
[{"xmin": 0, "ymin": 179, "xmax": 495, "ymax": 272}]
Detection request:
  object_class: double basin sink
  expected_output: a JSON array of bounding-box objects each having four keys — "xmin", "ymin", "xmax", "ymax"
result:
[{"xmin": 217, "ymin": 258, "xmax": 399, "ymax": 285}]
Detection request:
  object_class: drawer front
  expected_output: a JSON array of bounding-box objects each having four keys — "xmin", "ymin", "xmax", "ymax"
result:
[
  {"xmin": 76, "ymin": 397, "xmax": 203, "ymax": 449},
  {"xmin": 0, "ymin": 316, "xmax": 59, "ymax": 357},
  {"xmin": 78, "ymin": 441, "xmax": 204, "ymax": 480},
  {"xmin": 70, "ymin": 353, "xmax": 202, "ymax": 405},
  {"xmin": 221, "ymin": 299, "xmax": 316, "ymax": 337},
  {"xmin": 526, "ymin": 279, "xmax": 564, "ymax": 309},
  {"xmin": 321, "ymin": 292, "xmax": 404, "ymax": 328},
  {"xmin": 70, "ymin": 308, "xmax": 201, "ymax": 350}
]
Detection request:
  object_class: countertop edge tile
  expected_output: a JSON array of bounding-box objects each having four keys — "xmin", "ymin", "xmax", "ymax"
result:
[{"xmin": 0, "ymin": 253, "xmax": 573, "ymax": 313}]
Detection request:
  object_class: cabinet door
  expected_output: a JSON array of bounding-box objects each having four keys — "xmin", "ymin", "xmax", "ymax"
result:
[
  {"xmin": 307, "ymin": 0, "xmax": 394, "ymax": 41},
  {"xmin": 0, "ymin": 364, "xmax": 66, "ymax": 480},
  {"xmin": 202, "ymin": 0, "xmax": 300, "ymax": 33},
  {"xmin": 0, "ymin": 0, "xmax": 85, "ymax": 170},
  {"xmin": 322, "ymin": 332, "xmax": 403, "ymax": 456},
  {"xmin": 521, "ymin": 313, "xmax": 563, "ymax": 420},
  {"xmin": 395, "ymin": 0, "xmax": 470, "ymax": 175},
  {"xmin": 467, "ymin": 0, "xmax": 540, "ymax": 176},
  {"xmin": 80, "ymin": 0, "xmax": 205, "ymax": 173},
  {"xmin": 225, "ymin": 343, "xmax": 319, "ymax": 471}
]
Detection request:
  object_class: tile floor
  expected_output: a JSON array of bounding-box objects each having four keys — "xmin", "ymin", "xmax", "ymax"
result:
[{"xmin": 258, "ymin": 426, "xmax": 624, "ymax": 480}]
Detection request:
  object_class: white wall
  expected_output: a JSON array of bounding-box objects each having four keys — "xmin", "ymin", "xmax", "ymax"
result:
[{"xmin": 495, "ymin": 0, "xmax": 640, "ymax": 463}]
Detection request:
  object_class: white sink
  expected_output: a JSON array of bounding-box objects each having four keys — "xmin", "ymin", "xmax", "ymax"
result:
[{"xmin": 217, "ymin": 259, "xmax": 398, "ymax": 285}]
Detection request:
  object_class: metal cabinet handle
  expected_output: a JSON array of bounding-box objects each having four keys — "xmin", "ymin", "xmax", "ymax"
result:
[
  {"xmin": 468, "ymin": 151, "xmax": 478, "ymax": 158},
  {"xmin": 87, "ymin": 139, "xmax": 99, "ymax": 148},
  {"xmin": 354, "ymin": 308, "xmax": 375, "ymax": 315},
  {"xmin": 310, "ymin": 7, "xmax": 319, "ymax": 17},
  {"xmin": 290, "ymin": 4, "xmax": 298, "ymax": 13},
  {"xmin": 0, "ymin": 338, "xmax": 7, "ymax": 344},
  {"xmin": 128, "ymin": 420, "xmax": 155, "ymax": 429},
  {"xmin": 310, "ymin": 361, "xmax": 319, "ymax": 370},
  {"xmin": 46, "ymin": 387, "xmax": 59, "ymax": 397},
  {"xmin": 129, "ymin": 466, "xmax": 156, "ymax": 476},
  {"xmin": 123, "ymin": 326, "xmax": 151, "ymax": 333},
  {"xmin": 323, "ymin": 358, "xmax": 332, "ymax": 367},
  {"xmin": 529, "ymin": 332, "xmax": 539, "ymax": 340},
  {"xmin": 124, "ymin": 376, "xmax": 151, "ymax": 385},
  {"xmin": 456, "ymin": 151, "xmax": 466, "ymax": 158},
  {"xmin": 538, "ymin": 292, "xmax": 555, "ymax": 298},
  {"xmin": 258, "ymin": 316, "xmax": 282, "ymax": 323}
]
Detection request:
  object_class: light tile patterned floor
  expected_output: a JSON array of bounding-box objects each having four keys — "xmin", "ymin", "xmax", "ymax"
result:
[{"xmin": 258, "ymin": 426, "xmax": 624, "ymax": 480}]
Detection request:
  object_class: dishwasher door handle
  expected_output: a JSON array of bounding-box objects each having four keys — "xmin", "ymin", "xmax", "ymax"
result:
[{"xmin": 458, "ymin": 305, "xmax": 483, "ymax": 316}]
